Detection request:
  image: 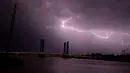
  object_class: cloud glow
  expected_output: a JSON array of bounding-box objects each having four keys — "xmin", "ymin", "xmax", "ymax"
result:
[
  {"xmin": 46, "ymin": 16, "xmax": 130, "ymax": 46},
  {"xmin": 61, "ymin": 17, "xmax": 113, "ymax": 39},
  {"xmin": 59, "ymin": 17, "xmax": 130, "ymax": 45}
]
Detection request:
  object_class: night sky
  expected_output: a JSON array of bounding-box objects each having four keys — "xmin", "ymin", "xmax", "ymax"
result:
[{"xmin": 1, "ymin": 0, "xmax": 130, "ymax": 54}]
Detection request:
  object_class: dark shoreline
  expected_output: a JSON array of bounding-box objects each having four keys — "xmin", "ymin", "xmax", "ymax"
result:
[{"xmin": 0, "ymin": 52, "xmax": 130, "ymax": 66}]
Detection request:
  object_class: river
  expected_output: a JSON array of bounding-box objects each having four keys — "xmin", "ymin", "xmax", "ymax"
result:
[{"xmin": 1, "ymin": 55, "xmax": 130, "ymax": 73}]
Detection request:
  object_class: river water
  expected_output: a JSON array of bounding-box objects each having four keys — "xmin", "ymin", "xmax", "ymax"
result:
[{"xmin": 1, "ymin": 55, "xmax": 130, "ymax": 73}]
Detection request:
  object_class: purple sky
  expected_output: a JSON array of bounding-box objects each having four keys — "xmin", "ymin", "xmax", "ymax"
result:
[{"xmin": 1, "ymin": 0, "xmax": 130, "ymax": 54}]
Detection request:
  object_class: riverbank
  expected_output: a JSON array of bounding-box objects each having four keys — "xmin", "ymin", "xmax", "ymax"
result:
[{"xmin": 3, "ymin": 52, "xmax": 130, "ymax": 63}]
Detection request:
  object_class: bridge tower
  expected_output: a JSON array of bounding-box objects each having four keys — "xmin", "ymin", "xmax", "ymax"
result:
[{"xmin": 40, "ymin": 39, "xmax": 44, "ymax": 52}]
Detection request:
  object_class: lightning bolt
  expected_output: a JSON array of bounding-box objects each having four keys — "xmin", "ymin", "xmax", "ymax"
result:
[
  {"xmin": 91, "ymin": 31, "xmax": 112, "ymax": 39},
  {"xmin": 61, "ymin": 17, "xmax": 112, "ymax": 39},
  {"xmin": 46, "ymin": 17, "xmax": 130, "ymax": 45}
]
